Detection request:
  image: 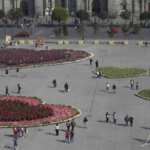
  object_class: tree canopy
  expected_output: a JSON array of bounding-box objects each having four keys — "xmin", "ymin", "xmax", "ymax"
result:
[
  {"xmin": 132, "ymin": 23, "xmax": 142, "ymax": 36},
  {"xmin": 120, "ymin": 10, "xmax": 132, "ymax": 22},
  {"xmin": 76, "ymin": 10, "xmax": 89, "ymax": 22},
  {"xmin": 0, "ymin": 9, "xmax": 5, "ymax": 19},
  {"xmin": 98, "ymin": 12, "xmax": 109, "ymax": 20}
]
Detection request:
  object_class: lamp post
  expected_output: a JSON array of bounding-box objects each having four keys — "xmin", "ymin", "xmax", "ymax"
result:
[
  {"xmin": 82, "ymin": 13, "xmax": 84, "ymax": 40},
  {"xmin": 11, "ymin": 13, "xmax": 14, "ymax": 40},
  {"xmin": 132, "ymin": 0, "xmax": 135, "ymax": 28}
]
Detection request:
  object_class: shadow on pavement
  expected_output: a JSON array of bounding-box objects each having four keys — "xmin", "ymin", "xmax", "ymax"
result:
[
  {"xmin": 45, "ymin": 132, "xmax": 56, "ymax": 136},
  {"xmin": 91, "ymin": 76, "xmax": 97, "ymax": 79},
  {"xmin": 60, "ymin": 129, "xmax": 66, "ymax": 132},
  {"xmin": 99, "ymin": 90, "xmax": 114, "ymax": 94},
  {"xmin": 47, "ymin": 86, "xmax": 54, "ymax": 88},
  {"xmin": 56, "ymin": 140, "xmax": 64, "ymax": 143},
  {"xmin": 10, "ymin": 75, "xmax": 17, "ymax": 77},
  {"xmin": 141, "ymin": 127, "xmax": 150, "ymax": 130},
  {"xmin": 4, "ymin": 145, "xmax": 14, "ymax": 149},
  {"xmin": 117, "ymin": 123, "xmax": 126, "ymax": 127},
  {"xmin": 123, "ymin": 86, "xmax": 130, "ymax": 88},
  {"xmin": 133, "ymin": 138, "xmax": 146, "ymax": 143},
  {"xmin": 58, "ymin": 90, "xmax": 64, "ymax": 93},
  {"xmin": 5, "ymin": 134, "xmax": 14, "ymax": 138},
  {"xmin": 97, "ymin": 120, "xmax": 106, "ymax": 123},
  {"xmin": 11, "ymin": 92, "xmax": 18, "ymax": 94},
  {"xmin": 0, "ymin": 75, "xmax": 6, "ymax": 77},
  {"xmin": 76, "ymin": 126, "xmax": 84, "ymax": 129}
]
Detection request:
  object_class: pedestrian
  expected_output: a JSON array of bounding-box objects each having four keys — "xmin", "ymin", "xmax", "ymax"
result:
[
  {"xmin": 124, "ymin": 114, "xmax": 129, "ymax": 126},
  {"xmin": 66, "ymin": 120, "xmax": 70, "ymax": 131},
  {"xmin": 24, "ymin": 126, "xmax": 28, "ymax": 138},
  {"xmin": 5, "ymin": 68, "xmax": 8, "ymax": 77},
  {"xmin": 89, "ymin": 58, "xmax": 93, "ymax": 65},
  {"xmin": 136, "ymin": 82, "xmax": 139, "ymax": 90},
  {"xmin": 97, "ymin": 71, "xmax": 100, "ymax": 78},
  {"xmin": 64, "ymin": 83, "xmax": 69, "ymax": 92},
  {"xmin": 95, "ymin": 60, "xmax": 99, "ymax": 68},
  {"xmin": 145, "ymin": 41, "xmax": 148, "ymax": 47},
  {"xmin": 21, "ymin": 126, "xmax": 24, "ymax": 138},
  {"xmin": 6, "ymin": 86, "xmax": 10, "ymax": 96},
  {"xmin": 113, "ymin": 112, "xmax": 117, "ymax": 124},
  {"xmin": 129, "ymin": 115, "xmax": 134, "ymax": 127},
  {"xmin": 16, "ymin": 68, "xmax": 19, "ymax": 77},
  {"xmin": 83, "ymin": 117, "xmax": 88, "ymax": 128},
  {"xmin": 71, "ymin": 119, "xmax": 76, "ymax": 131},
  {"xmin": 112, "ymin": 84, "xmax": 117, "ymax": 93},
  {"xmin": 13, "ymin": 136, "xmax": 19, "ymax": 150},
  {"xmin": 130, "ymin": 79, "xmax": 134, "ymax": 89},
  {"xmin": 106, "ymin": 82, "xmax": 110, "ymax": 92},
  {"xmin": 130, "ymin": 29, "xmax": 132, "ymax": 35},
  {"xmin": 106, "ymin": 112, "xmax": 109, "ymax": 123},
  {"xmin": 17, "ymin": 84, "xmax": 22, "ymax": 94},
  {"xmin": 18, "ymin": 127, "xmax": 22, "ymax": 137},
  {"xmin": 65, "ymin": 130, "xmax": 70, "ymax": 143},
  {"xmin": 70, "ymin": 131, "xmax": 74, "ymax": 144},
  {"xmin": 55, "ymin": 123, "xmax": 59, "ymax": 136},
  {"xmin": 52, "ymin": 79, "xmax": 57, "ymax": 88},
  {"xmin": 99, "ymin": 69, "xmax": 102, "ymax": 78},
  {"xmin": 13, "ymin": 126, "xmax": 18, "ymax": 137}
]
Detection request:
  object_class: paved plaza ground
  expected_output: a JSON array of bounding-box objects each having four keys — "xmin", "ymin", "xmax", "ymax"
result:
[{"xmin": 0, "ymin": 42, "xmax": 150, "ymax": 150}]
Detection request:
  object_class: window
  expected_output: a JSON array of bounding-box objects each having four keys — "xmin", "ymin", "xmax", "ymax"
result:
[{"xmin": 123, "ymin": 4, "xmax": 126, "ymax": 10}]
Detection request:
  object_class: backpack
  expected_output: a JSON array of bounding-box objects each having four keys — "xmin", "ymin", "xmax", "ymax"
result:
[{"xmin": 66, "ymin": 122, "xmax": 70, "ymax": 126}]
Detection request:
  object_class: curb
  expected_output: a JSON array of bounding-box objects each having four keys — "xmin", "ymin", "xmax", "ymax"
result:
[{"xmin": 135, "ymin": 90, "xmax": 150, "ymax": 101}]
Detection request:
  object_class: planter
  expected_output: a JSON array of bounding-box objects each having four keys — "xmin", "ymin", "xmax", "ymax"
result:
[
  {"xmin": 28, "ymin": 40, "xmax": 33, "ymax": 45},
  {"xmin": 124, "ymin": 40, "xmax": 129, "ymax": 45},
  {"xmin": 65, "ymin": 40, "xmax": 69, "ymax": 44},
  {"xmin": 95, "ymin": 40, "xmax": 99, "ymax": 44},
  {"xmin": 79, "ymin": 40, "xmax": 83, "ymax": 44},
  {"xmin": 109, "ymin": 41, "xmax": 114, "ymax": 45},
  {"xmin": 58, "ymin": 40, "xmax": 63, "ymax": 44},
  {"xmin": 138, "ymin": 40, "xmax": 143, "ymax": 45},
  {"xmin": 19, "ymin": 40, "xmax": 24, "ymax": 45}
]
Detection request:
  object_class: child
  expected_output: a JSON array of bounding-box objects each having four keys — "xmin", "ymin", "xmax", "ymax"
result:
[{"xmin": 65, "ymin": 130, "xmax": 70, "ymax": 143}]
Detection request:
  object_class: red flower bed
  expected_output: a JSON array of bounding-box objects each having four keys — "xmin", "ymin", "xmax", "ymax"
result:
[
  {"xmin": 0, "ymin": 49, "xmax": 89, "ymax": 68},
  {"xmin": 0, "ymin": 96, "xmax": 78, "ymax": 127}
]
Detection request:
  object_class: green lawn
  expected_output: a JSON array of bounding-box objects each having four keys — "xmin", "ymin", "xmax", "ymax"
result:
[
  {"xmin": 95, "ymin": 67, "xmax": 148, "ymax": 78},
  {"xmin": 137, "ymin": 89, "xmax": 150, "ymax": 100}
]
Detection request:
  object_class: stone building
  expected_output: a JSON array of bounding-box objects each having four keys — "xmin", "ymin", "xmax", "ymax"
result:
[{"xmin": 0, "ymin": 0, "xmax": 150, "ymax": 22}]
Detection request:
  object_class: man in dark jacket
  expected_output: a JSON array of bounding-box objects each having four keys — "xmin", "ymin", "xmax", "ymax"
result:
[
  {"xmin": 89, "ymin": 58, "xmax": 93, "ymax": 65},
  {"xmin": 129, "ymin": 115, "xmax": 134, "ymax": 127},
  {"xmin": 16, "ymin": 68, "xmax": 19, "ymax": 77},
  {"xmin": 17, "ymin": 84, "xmax": 22, "ymax": 94},
  {"xmin": 64, "ymin": 83, "xmax": 69, "ymax": 92},
  {"xmin": 6, "ymin": 86, "xmax": 10, "ymax": 96},
  {"xmin": 95, "ymin": 60, "xmax": 99, "ymax": 68},
  {"xmin": 71, "ymin": 119, "xmax": 76, "ymax": 131},
  {"xmin": 5, "ymin": 68, "xmax": 8, "ymax": 77},
  {"xmin": 124, "ymin": 115, "xmax": 129, "ymax": 126},
  {"xmin": 83, "ymin": 117, "xmax": 88, "ymax": 128}
]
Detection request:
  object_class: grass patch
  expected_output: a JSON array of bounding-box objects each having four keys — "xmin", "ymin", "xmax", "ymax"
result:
[
  {"xmin": 94, "ymin": 67, "xmax": 148, "ymax": 78},
  {"xmin": 137, "ymin": 89, "xmax": 150, "ymax": 100}
]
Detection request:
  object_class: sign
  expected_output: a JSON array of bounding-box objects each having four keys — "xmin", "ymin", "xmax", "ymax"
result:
[
  {"xmin": 124, "ymin": 40, "xmax": 129, "ymax": 45},
  {"xmin": 95, "ymin": 40, "xmax": 99, "ymax": 44},
  {"xmin": 109, "ymin": 41, "xmax": 114, "ymax": 45},
  {"xmin": 28, "ymin": 40, "xmax": 33, "ymax": 45},
  {"xmin": 20, "ymin": 40, "xmax": 24, "ymax": 44},
  {"xmin": 5, "ymin": 35, "xmax": 11, "ymax": 45},
  {"xmin": 58, "ymin": 40, "xmax": 63, "ymax": 44},
  {"xmin": 65, "ymin": 40, "xmax": 69, "ymax": 44},
  {"xmin": 79, "ymin": 40, "xmax": 83, "ymax": 44}
]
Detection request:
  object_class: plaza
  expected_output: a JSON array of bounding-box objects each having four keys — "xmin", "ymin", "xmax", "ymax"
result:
[{"xmin": 0, "ymin": 42, "xmax": 150, "ymax": 150}]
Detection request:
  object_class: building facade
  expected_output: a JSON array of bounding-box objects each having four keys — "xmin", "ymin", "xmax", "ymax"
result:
[{"xmin": 0, "ymin": 0, "xmax": 150, "ymax": 21}]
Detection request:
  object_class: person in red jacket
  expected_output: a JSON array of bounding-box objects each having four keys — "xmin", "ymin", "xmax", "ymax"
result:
[
  {"xmin": 13, "ymin": 126, "xmax": 18, "ymax": 136},
  {"xmin": 66, "ymin": 120, "xmax": 70, "ymax": 131},
  {"xmin": 65, "ymin": 130, "xmax": 70, "ymax": 143},
  {"xmin": 136, "ymin": 82, "xmax": 140, "ymax": 90}
]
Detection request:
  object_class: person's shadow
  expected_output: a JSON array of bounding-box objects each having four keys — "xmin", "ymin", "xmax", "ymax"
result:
[
  {"xmin": 45, "ymin": 132, "xmax": 56, "ymax": 136},
  {"xmin": 4, "ymin": 145, "xmax": 14, "ymax": 149},
  {"xmin": 56, "ymin": 140, "xmax": 64, "ymax": 143}
]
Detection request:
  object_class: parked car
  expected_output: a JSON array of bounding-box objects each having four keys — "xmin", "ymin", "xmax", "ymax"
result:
[{"xmin": 15, "ymin": 32, "xmax": 30, "ymax": 37}]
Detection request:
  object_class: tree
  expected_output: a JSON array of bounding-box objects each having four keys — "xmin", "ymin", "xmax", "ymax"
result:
[
  {"xmin": 76, "ymin": 10, "xmax": 89, "ymax": 23},
  {"xmin": 121, "ymin": 23, "xmax": 130, "ymax": 39},
  {"xmin": 4, "ymin": 25, "xmax": 7, "ymax": 36},
  {"xmin": 139, "ymin": 11, "xmax": 148, "ymax": 21},
  {"xmin": 53, "ymin": 25, "xmax": 62, "ymax": 39},
  {"xmin": 107, "ymin": 22, "xmax": 114, "ymax": 40},
  {"xmin": 0, "ymin": 9, "xmax": 5, "ymax": 19},
  {"xmin": 98, "ymin": 12, "xmax": 109, "ymax": 25},
  {"xmin": 51, "ymin": 7, "xmax": 70, "ymax": 25},
  {"xmin": 120, "ymin": 10, "xmax": 132, "ymax": 23},
  {"xmin": 109, "ymin": 22, "xmax": 114, "ymax": 28},
  {"xmin": 63, "ymin": 23, "xmax": 68, "ymax": 37},
  {"xmin": 93, "ymin": 20, "xmax": 99, "ymax": 37},
  {"xmin": 132, "ymin": 23, "xmax": 142, "ymax": 39},
  {"xmin": 75, "ymin": 23, "xmax": 85, "ymax": 40},
  {"xmin": 8, "ymin": 8, "xmax": 23, "ymax": 26}
]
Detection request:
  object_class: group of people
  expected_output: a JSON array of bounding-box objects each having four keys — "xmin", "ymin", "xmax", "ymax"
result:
[
  {"xmin": 6, "ymin": 84, "xmax": 22, "ymax": 96},
  {"xmin": 130, "ymin": 79, "xmax": 140, "ymax": 90},
  {"xmin": 106, "ymin": 112, "xmax": 117, "ymax": 124},
  {"xmin": 52, "ymin": 79, "xmax": 69, "ymax": 92},
  {"xmin": 13, "ymin": 126, "xmax": 28, "ymax": 150},
  {"xmin": 5, "ymin": 68, "xmax": 20, "ymax": 77}
]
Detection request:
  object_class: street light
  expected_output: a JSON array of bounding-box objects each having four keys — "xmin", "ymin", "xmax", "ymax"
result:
[
  {"xmin": 11, "ymin": 13, "xmax": 14, "ymax": 40},
  {"xmin": 132, "ymin": 0, "xmax": 135, "ymax": 28},
  {"xmin": 82, "ymin": 13, "xmax": 84, "ymax": 40}
]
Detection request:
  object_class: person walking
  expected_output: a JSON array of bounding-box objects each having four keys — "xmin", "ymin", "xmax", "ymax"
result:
[
  {"xmin": 6, "ymin": 86, "xmax": 10, "ymax": 96},
  {"xmin": 65, "ymin": 130, "xmax": 70, "ymax": 143},
  {"xmin": 13, "ymin": 136, "xmax": 19, "ymax": 150},
  {"xmin": 124, "ymin": 115, "xmax": 129, "ymax": 126},
  {"xmin": 99, "ymin": 70, "xmax": 102, "ymax": 78},
  {"xmin": 130, "ymin": 29, "xmax": 132, "ymax": 35},
  {"xmin": 17, "ymin": 84, "xmax": 22, "ymax": 94},
  {"xmin": 83, "ymin": 117, "xmax": 88, "ymax": 128},
  {"xmin": 113, "ymin": 112, "xmax": 117, "ymax": 124},
  {"xmin": 24, "ymin": 126, "xmax": 28, "ymax": 138},
  {"xmin": 130, "ymin": 79, "xmax": 134, "ymax": 89},
  {"xmin": 52, "ymin": 79, "xmax": 57, "ymax": 88},
  {"xmin": 55, "ymin": 124, "xmax": 59, "ymax": 136},
  {"xmin": 106, "ymin": 112, "xmax": 109, "ymax": 123},
  {"xmin": 71, "ymin": 119, "xmax": 76, "ymax": 131},
  {"xmin": 13, "ymin": 126, "xmax": 18, "ymax": 137},
  {"xmin": 5, "ymin": 68, "xmax": 8, "ymax": 77},
  {"xmin": 112, "ymin": 84, "xmax": 117, "ymax": 93},
  {"xmin": 129, "ymin": 115, "xmax": 134, "ymax": 127},
  {"xmin": 145, "ymin": 41, "xmax": 148, "ymax": 47},
  {"xmin": 106, "ymin": 82, "xmax": 110, "ymax": 92},
  {"xmin": 66, "ymin": 120, "xmax": 70, "ymax": 131},
  {"xmin": 16, "ymin": 68, "xmax": 19, "ymax": 77},
  {"xmin": 18, "ymin": 127, "xmax": 22, "ymax": 137},
  {"xmin": 70, "ymin": 131, "xmax": 74, "ymax": 144},
  {"xmin": 21, "ymin": 126, "xmax": 24, "ymax": 138},
  {"xmin": 89, "ymin": 58, "xmax": 93, "ymax": 65},
  {"xmin": 64, "ymin": 83, "xmax": 69, "ymax": 92},
  {"xmin": 95, "ymin": 60, "xmax": 99, "ymax": 68},
  {"xmin": 136, "ymin": 82, "xmax": 140, "ymax": 90}
]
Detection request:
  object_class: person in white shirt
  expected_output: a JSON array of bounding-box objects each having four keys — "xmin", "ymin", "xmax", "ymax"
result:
[
  {"xmin": 55, "ymin": 124, "xmax": 59, "ymax": 136},
  {"xmin": 106, "ymin": 82, "xmax": 110, "ymax": 92}
]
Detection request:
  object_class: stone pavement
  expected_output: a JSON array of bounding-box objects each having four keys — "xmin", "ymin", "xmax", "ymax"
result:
[{"xmin": 0, "ymin": 43, "xmax": 150, "ymax": 150}]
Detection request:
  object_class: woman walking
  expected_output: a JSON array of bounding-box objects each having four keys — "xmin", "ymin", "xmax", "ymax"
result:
[
  {"xmin": 136, "ymin": 82, "xmax": 140, "ymax": 90},
  {"xmin": 55, "ymin": 124, "xmax": 59, "ymax": 136},
  {"xmin": 106, "ymin": 112, "xmax": 109, "ymax": 123},
  {"xmin": 106, "ymin": 82, "xmax": 110, "ymax": 92},
  {"xmin": 13, "ymin": 136, "xmax": 19, "ymax": 150},
  {"xmin": 113, "ymin": 112, "xmax": 117, "ymax": 124},
  {"xmin": 24, "ymin": 126, "xmax": 28, "ymax": 138},
  {"xmin": 52, "ymin": 79, "xmax": 57, "ymax": 88},
  {"xmin": 70, "ymin": 131, "xmax": 74, "ymax": 144},
  {"xmin": 66, "ymin": 120, "xmax": 70, "ymax": 131},
  {"xmin": 64, "ymin": 83, "xmax": 69, "ymax": 92},
  {"xmin": 83, "ymin": 117, "xmax": 88, "ymax": 128}
]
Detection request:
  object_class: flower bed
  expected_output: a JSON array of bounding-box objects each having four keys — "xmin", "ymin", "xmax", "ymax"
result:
[
  {"xmin": 0, "ymin": 96, "xmax": 81, "ymax": 127},
  {"xmin": 94, "ymin": 67, "xmax": 148, "ymax": 78},
  {"xmin": 136, "ymin": 89, "xmax": 150, "ymax": 100},
  {"xmin": 0, "ymin": 48, "xmax": 91, "ymax": 69}
]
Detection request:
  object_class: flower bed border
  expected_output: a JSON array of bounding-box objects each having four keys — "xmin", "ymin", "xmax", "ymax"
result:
[
  {"xmin": 92, "ymin": 67, "xmax": 148, "ymax": 79},
  {"xmin": 135, "ymin": 89, "xmax": 150, "ymax": 101},
  {"xmin": 0, "ymin": 49, "xmax": 94, "ymax": 71},
  {"xmin": 0, "ymin": 96, "xmax": 82, "ymax": 128}
]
